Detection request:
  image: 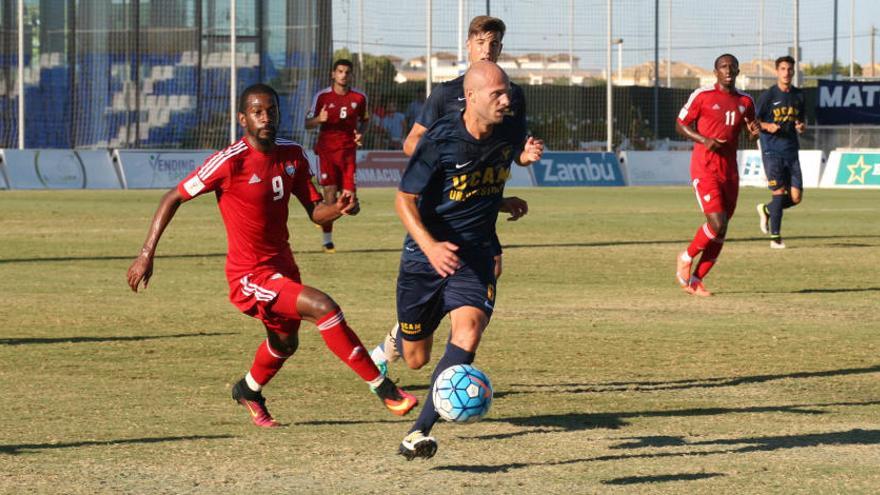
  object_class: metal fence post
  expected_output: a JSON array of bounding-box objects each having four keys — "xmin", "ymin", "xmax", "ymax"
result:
[
  {"xmin": 17, "ymin": 0, "xmax": 24, "ymax": 149},
  {"xmin": 230, "ymin": 0, "xmax": 237, "ymax": 144}
]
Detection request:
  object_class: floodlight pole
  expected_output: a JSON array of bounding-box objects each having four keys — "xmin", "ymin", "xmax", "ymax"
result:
[
  {"xmin": 457, "ymin": 0, "xmax": 464, "ymax": 66},
  {"xmin": 230, "ymin": 0, "xmax": 237, "ymax": 144},
  {"xmin": 568, "ymin": 0, "xmax": 574, "ymax": 85},
  {"xmin": 17, "ymin": 0, "xmax": 25, "ymax": 149},
  {"xmin": 793, "ymin": 0, "xmax": 800, "ymax": 86},
  {"xmin": 759, "ymin": 0, "xmax": 764, "ymax": 84},
  {"xmin": 653, "ymin": 0, "xmax": 659, "ymax": 139},
  {"xmin": 426, "ymin": 0, "xmax": 433, "ymax": 96},
  {"xmin": 358, "ymin": 0, "xmax": 364, "ymax": 68},
  {"xmin": 606, "ymin": 0, "xmax": 612, "ymax": 152},
  {"xmin": 849, "ymin": 0, "xmax": 854, "ymax": 78},
  {"xmin": 832, "ymin": 0, "xmax": 838, "ymax": 80},
  {"xmin": 666, "ymin": 0, "xmax": 671, "ymax": 88}
]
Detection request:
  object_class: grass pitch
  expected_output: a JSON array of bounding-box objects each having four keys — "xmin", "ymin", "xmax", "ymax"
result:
[{"xmin": 1, "ymin": 186, "xmax": 878, "ymax": 494}]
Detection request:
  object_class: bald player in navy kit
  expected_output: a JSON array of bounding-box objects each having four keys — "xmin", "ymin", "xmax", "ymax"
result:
[{"xmin": 394, "ymin": 61, "xmax": 543, "ymax": 460}]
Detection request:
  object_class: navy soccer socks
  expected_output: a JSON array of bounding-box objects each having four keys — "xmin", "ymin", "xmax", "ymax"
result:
[
  {"xmin": 768, "ymin": 193, "xmax": 797, "ymax": 239},
  {"xmin": 411, "ymin": 342, "xmax": 475, "ymax": 435}
]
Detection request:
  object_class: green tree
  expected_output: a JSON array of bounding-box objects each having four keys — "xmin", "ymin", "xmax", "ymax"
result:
[{"xmin": 802, "ymin": 61, "xmax": 863, "ymax": 76}]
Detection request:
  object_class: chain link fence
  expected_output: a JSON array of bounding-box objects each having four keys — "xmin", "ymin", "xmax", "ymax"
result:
[{"xmin": 1, "ymin": 0, "xmax": 877, "ymax": 152}]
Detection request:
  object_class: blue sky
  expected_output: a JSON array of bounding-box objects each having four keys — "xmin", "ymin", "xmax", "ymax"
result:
[{"xmin": 333, "ymin": 0, "xmax": 880, "ymax": 72}]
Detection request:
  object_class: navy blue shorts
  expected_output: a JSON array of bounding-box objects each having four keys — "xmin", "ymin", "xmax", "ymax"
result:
[
  {"xmin": 396, "ymin": 257, "xmax": 496, "ymax": 342},
  {"xmin": 763, "ymin": 153, "xmax": 803, "ymax": 191}
]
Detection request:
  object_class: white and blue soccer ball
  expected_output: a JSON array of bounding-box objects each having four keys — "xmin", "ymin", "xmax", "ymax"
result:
[{"xmin": 432, "ymin": 364, "xmax": 493, "ymax": 422}]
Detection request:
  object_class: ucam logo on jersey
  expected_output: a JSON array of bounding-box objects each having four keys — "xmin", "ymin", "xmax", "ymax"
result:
[{"xmin": 531, "ymin": 152, "xmax": 625, "ymax": 187}]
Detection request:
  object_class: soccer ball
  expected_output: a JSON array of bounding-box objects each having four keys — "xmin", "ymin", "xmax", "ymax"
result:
[{"xmin": 432, "ymin": 364, "xmax": 493, "ymax": 422}]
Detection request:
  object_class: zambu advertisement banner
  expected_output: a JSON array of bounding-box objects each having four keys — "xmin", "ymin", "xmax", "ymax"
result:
[{"xmin": 530, "ymin": 152, "xmax": 625, "ymax": 187}]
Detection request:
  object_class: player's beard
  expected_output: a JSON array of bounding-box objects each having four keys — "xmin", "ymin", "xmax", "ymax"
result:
[{"xmin": 254, "ymin": 127, "xmax": 276, "ymax": 146}]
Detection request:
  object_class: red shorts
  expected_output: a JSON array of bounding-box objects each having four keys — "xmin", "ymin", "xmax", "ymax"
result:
[
  {"xmin": 229, "ymin": 267, "xmax": 304, "ymax": 335},
  {"xmin": 317, "ymin": 147, "xmax": 357, "ymax": 191},
  {"xmin": 692, "ymin": 174, "xmax": 739, "ymax": 217}
]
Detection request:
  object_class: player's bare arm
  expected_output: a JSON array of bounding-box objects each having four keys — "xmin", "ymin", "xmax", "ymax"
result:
[
  {"xmin": 515, "ymin": 136, "xmax": 544, "ymax": 166},
  {"xmin": 403, "ymin": 123, "xmax": 427, "ymax": 156},
  {"xmin": 499, "ymin": 196, "xmax": 528, "ymax": 221},
  {"xmin": 759, "ymin": 120, "xmax": 780, "ymax": 134},
  {"xmin": 675, "ymin": 120, "xmax": 724, "ymax": 152},
  {"xmin": 744, "ymin": 118, "xmax": 760, "ymax": 141},
  {"xmin": 795, "ymin": 120, "xmax": 806, "ymax": 134},
  {"xmin": 127, "ymin": 187, "xmax": 186, "ymax": 292},
  {"xmin": 395, "ymin": 191, "xmax": 460, "ymax": 277},
  {"xmin": 305, "ymin": 104, "xmax": 328, "ymax": 129},
  {"xmin": 307, "ymin": 194, "xmax": 360, "ymax": 226}
]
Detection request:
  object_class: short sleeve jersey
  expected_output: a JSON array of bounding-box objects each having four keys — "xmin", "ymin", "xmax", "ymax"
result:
[
  {"xmin": 177, "ymin": 138, "xmax": 322, "ymax": 281},
  {"xmin": 399, "ymin": 113, "xmax": 527, "ymax": 263},
  {"xmin": 417, "ymin": 76, "xmax": 527, "ymax": 147},
  {"xmin": 415, "ymin": 75, "xmax": 528, "ymax": 256},
  {"xmin": 307, "ymin": 87, "xmax": 368, "ymax": 154},
  {"xmin": 756, "ymin": 84, "xmax": 804, "ymax": 157},
  {"xmin": 678, "ymin": 84, "xmax": 756, "ymax": 177}
]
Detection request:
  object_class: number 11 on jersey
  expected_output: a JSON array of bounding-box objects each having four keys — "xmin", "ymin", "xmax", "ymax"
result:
[{"xmin": 724, "ymin": 110, "xmax": 736, "ymax": 126}]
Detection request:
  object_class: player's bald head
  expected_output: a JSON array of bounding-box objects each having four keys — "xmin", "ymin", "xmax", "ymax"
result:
[
  {"xmin": 463, "ymin": 60, "xmax": 509, "ymax": 92},
  {"xmin": 463, "ymin": 61, "xmax": 511, "ymax": 126}
]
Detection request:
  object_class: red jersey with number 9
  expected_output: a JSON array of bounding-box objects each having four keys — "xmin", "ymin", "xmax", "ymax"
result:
[
  {"xmin": 308, "ymin": 86, "xmax": 368, "ymax": 154},
  {"xmin": 176, "ymin": 138, "xmax": 323, "ymax": 283},
  {"xmin": 678, "ymin": 83, "xmax": 755, "ymax": 178}
]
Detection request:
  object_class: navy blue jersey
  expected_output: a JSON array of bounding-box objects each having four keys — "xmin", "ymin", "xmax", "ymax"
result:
[
  {"xmin": 417, "ymin": 75, "xmax": 527, "ymax": 150},
  {"xmin": 756, "ymin": 84, "xmax": 805, "ymax": 157},
  {"xmin": 399, "ymin": 112, "xmax": 526, "ymax": 263}
]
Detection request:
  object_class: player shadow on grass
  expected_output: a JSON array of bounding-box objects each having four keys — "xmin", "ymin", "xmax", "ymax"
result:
[
  {"xmin": 0, "ymin": 331, "xmax": 234, "ymax": 346},
  {"xmin": 434, "ymin": 428, "xmax": 880, "ymax": 473},
  {"xmin": 506, "ymin": 363, "xmax": 880, "ymax": 394},
  {"xmin": 0, "ymin": 434, "xmax": 234, "ymax": 456},
  {"xmin": 467, "ymin": 400, "xmax": 880, "ymax": 442},
  {"xmin": 602, "ymin": 472, "xmax": 725, "ymax": 485},
  {"xmin": 4, "ymin": 233, "xmax": 877, "ymax": 265}
]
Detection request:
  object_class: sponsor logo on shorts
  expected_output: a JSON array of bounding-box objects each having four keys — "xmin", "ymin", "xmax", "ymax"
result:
[
  {"xmin": 487, "ymin": 284, "xmax": 495, "ymax": 302},
  {"xmin": 768, "ymin": 179, "xmax": 777, "ymax": 187},
  {"xmin": 399, "ymin": 322, "xmax": 422, "ymax": 335},
  {"xmin": 285, "ymin": 162, "xmax": 296, "ymax": 175},
  {"xmin": 703, "ymin": 194, "xmax": 711, "ymax": 201}
]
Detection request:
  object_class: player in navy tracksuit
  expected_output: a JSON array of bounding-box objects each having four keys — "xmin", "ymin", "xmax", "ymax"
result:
[
  {"xmin": 755, "ymin": 55, "xmax": 807, "ymax": 249},
  {"xmin": 395, "ymin": 61, "xmax": 543, "ymax": 460}
]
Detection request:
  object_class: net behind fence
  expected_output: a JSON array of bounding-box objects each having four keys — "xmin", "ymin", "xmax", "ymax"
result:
[
  {"xmin": 0, "ymin": 0, "xmax": 877, "ymax": 151},
  {"xmin": 0, "ymin": 0, "xmax": 328, "ymax": 150}
]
